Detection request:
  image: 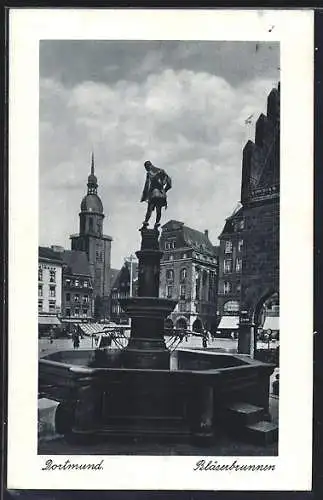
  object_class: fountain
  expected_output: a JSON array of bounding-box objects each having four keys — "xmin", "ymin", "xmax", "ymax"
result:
[{"xmin": 39, "ymin": 161, "xmax": 277, "ymax": 447}]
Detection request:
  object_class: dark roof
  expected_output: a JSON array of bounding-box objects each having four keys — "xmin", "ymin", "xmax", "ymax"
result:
[
  {"xmin": 161, "ymin": 219, "xmax": 216, "ymax": 256},
  {"xmin": 80, "ymin": 193, "xmax": 103, "ymax": 214},
  {"xmin": 182, "ymin": 225, "xmax": 215, "ymax": 255},
  {"xmin": 110, "ymin": 268, "xmax": 120, "ymax": 287},
  {"xmin": 111, "ymin": 262, "xmax": 138, "ymax": 290},
  {"xmin": 39, "ymin": 246, "xmax": 63, "ymax": 264},
  {"xmin": 219, "ymin": 205, "xmax": 244, "ymax": 238},
  {"xmin": 58, "ymin": 250, "xmax": 91, "ymax": 277}
]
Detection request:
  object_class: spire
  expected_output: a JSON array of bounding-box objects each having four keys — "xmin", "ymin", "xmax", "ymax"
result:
[
  {"xmin": 87, "ymin": 151, "xmax": 98, "ymax": 195},
  {"xmin": 91, "ymin": 151, "xmax": 95, "ymax": 176}
]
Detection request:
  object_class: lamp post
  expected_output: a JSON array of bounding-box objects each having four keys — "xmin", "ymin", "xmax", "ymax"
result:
[{"xmin": 127, "ymin": 254, "xmax": 136, "ymax": 297}]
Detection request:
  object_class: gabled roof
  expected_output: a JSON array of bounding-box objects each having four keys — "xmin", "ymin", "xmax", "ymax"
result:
[
  {"xmin": 182, "ymin": 225, "xmax": 215, "ymax": 255},
  {"xmin": 110, "ymin": 268, "xmax": 120, "ymax": 287},
  {"xmin": 218, "ymin": 204, "xmax": 244, "ymax": 238},
  {"xmin": 111, "ymin": 262, "xmax": 138, "ymax": 290},
  {"xmin": 58, "ymin": 250, "xmax": 91, "ymax": 277},
  {"xmin": 161, "ymin": 219, "xmax": 216, "ymax": 256},
  {"xmin": 39, "ymin": 246, "xmax": 63, "ymax": 264}
]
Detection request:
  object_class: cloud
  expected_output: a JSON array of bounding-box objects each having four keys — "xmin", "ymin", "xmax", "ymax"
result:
[{"xmin": 39, "ymin": 42, "xmax": 279, "ymax": 269}]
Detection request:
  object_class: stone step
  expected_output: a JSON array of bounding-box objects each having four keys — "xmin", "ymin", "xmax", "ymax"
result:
[
  {"xmin": 244, "ymin": 420, "xmax": 278, "ymax": 446},
  {"xmin": 223, "ymin": 402, "xmax": 266, "ymax": 426},
  {"xmin": 38, "ymin": 397, "xmax": 63, "ymax": 442}
]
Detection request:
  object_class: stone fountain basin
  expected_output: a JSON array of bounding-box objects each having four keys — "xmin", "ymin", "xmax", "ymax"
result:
[{"xmin": 39, "ymin": 348, "xmax": 274, "ymax": 441}]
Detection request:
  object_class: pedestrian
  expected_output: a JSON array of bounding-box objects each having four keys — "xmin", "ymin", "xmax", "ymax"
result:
[
  {"xmin": 72, "ymin": 327, "xmax": 80, "ymax": 349},
  {"xmin": 49, "ymin": 327, "xmax": 54, "ymax": 344},
  {"xmin": 202, "ymin": 329, "xmax": 208, "ymax": 349}
]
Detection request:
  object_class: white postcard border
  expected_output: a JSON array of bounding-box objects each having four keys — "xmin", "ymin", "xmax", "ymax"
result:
[{"xmin": 7, "ymin": 8, "xmax": 313, "ymax": 491}]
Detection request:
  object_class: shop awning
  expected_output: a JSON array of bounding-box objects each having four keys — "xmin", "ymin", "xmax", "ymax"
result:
[
  {"xmin": 38, "ymin": 315, "xmax": 61, "ymax": 326},
  {"xmin": 217, "ymin": 316, "xmax": 239, "ymax": 330},
  {"xmin": 263, "ymin": 316, "xmax": 279, "ymax": 332}
]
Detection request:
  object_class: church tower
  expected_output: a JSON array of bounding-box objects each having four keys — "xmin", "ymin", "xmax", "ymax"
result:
[{"xmin": 70, "ymin": 153, "xmax": 112, "ymax": 318}]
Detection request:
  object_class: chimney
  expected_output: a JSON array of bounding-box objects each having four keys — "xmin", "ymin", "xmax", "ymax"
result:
[{"xmin": 204, "ymin": 229, "xmax": 209, "ymax": 238}]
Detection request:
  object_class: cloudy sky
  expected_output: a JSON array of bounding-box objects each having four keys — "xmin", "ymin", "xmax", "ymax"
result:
[{"xmin": 39, "ymin": 40, "xmax": 279, "ymax": 269}]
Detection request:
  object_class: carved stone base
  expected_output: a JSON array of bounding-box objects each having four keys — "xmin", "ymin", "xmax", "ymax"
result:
[{"xmin": 121, "ymin": 347, "xmax": 170, "ymax": 369}]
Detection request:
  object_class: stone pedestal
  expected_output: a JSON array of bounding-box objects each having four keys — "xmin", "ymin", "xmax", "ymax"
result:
[{"xmin": 120, "ymin": 228, "xmax": 177, "ymax": 369}]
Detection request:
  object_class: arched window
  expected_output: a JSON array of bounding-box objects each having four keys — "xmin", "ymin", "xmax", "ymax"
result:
[
  {"xmin": 166, "ymin": 269, "xmax": 174, "ymax": 281},
  {"xmin": 223, "ymin": 300, "xmax": 240, "ymax": 312},
  {"xmin": 180, "ymin": 268, "xmax": 187, "ymax": 282}
]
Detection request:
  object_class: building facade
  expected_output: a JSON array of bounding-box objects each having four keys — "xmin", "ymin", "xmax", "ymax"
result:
[
  {"xmin": 159, "ymin": 220, "xmax": 219, "ymax": 333},
  {"xmin": 239, "ymin": 84, "xmax": 280, "ymax": 350},
  {"xmin": 216, "ymin": 84, "xmax": 280, "ymax": 349},
  {"xmin": 52, "ymin": 247, "xmax": 94, "ymax": 323},
  {"xmin": 38, "ymin": 247, "xmax": 63, "ymax": 333},
  {"xmin": 216, "ymin": 205, "xmax": 245, "ymax": 336},
  {"xmin": 110, "ymin": 258, "xmax": 138, "ymax": 324},
  {"xmin": 70, "ymin": 154, "xmax": 113, "ymax": 319}
]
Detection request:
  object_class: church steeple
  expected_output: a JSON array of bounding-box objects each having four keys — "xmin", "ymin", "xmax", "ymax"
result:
[{"xmin": 87, "ymin": 151, "xmax": 98, "ymax": 195}]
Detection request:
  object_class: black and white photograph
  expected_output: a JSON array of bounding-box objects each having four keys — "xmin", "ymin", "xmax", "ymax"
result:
[
  {"xmin": 37, "ymin": 39, "xmax": 280, "ymax": 457},
  {"xmin": 7, "ymin": 9, "xmax": 313, "ymax": 492}
]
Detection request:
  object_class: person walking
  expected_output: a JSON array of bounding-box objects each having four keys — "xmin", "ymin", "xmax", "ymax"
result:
[{"xmin": 49, "ymin": 327, "xmax": 55, "ymax": 345}]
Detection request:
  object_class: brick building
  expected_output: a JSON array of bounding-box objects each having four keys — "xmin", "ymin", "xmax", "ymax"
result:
[
  {"xmin": 38, "ymin": 247, "xmax": 63, "ymax": 334},
  {"xmin": 159, "ymin": 220, "xmax": 219, "ymax": 333},
  {"xmin": 53, "ymin": 247, "xmax": 94, "ymax": 324},
  {"xmin": 70, "ymin": 154, "xmax": 113, "ymax": 319},
  {"xmin": 216, "ymin": 84, "xmax": 280, "ymax": 351},
  {"xmin": 239, "ymin": 83, "xmax": 280, "ymax": 352}
]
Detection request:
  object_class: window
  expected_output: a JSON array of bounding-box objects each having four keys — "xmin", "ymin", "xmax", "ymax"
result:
[
  {"xmin": 49, "ymin": 300, "xmax": 56, "ymax": 312},
  {"xmin": 83, "ymin": 295, "xmax": 89, "ymax": 304},
  {"xmin": 223, "ymin": 281, "xmax": 232, "ymax": 295},
  {"xmin": 166, "ymin": 269, "xmax": 174, "ymax": 281},
  {"xmin": 179, "ymin": 303, "xmax": 187, "ymax": 312},
  {"xmin": 223, "ymin": 300, "xmax": 240, "ymax": 312},
  {"xmin": 180, "ymin": 284, "xmax": 186, "ymax": 300},
  {"xmin": 38, "ymin": 299, "xmax": 43, "ymax": 312},
  {"xmin": 38, "ymin": 267, "xmax": 43, "ymax": 281},
  {"xmin": 65, "ymin": 279, "xmax": 71, "ymax": 287},
  {"xmin": 239, "ymin": 219, "xmax": 245, "ymax": 230},
  {"xmin": 84, "ymin": 281, "xmax": 88, "ymax": 288},
  {"xmin": 166, "ymin": 285, "xmax": 173, "ymax": 298},
  {"xmin": 224, "ymin": 259, "xmax": 232, "ymax": 273},
  {"xmin": 225, "ymin": 241, "xmax": 233, "ymax": 253},
  {"xmin": 38, "ymin": 284, "xmax": 43, "ymax": 297},
  {"xmin": 74, "ymin": 279, "xmax": 79, "ymax": 287},
  {"xmin": 180, "ymin": 268, "xmax": 187, "ymax": 282},
  {"xmin": 74, "ymin": 294, "xmax": 80, "ymax": 303},
  {"xmin": 49, "ymin": 285, "xmax": 56, "ymax": 297},
  {"xmin": 238, "ymin": 239, "xmax": 243, "ymax": 252},
  {"xmin": 66, "ymin": 293, "xmax": 71, "ymax": 302},
  {"xmin": 182, "ymin": 253, "xmax": 188, "ymax": 259},
  {"xmin": 165, "ymin": 240, "xmax": 176, "ymax": 250},
  {"xmin": 74, "ymin": 308, "xmax": 80, "ymax": 316},
  {"xmin": 169, "ymin": 255, "xmax": 174, "ymax": 261},
  {"xmin": 235, "ymin": 258, "xmax": 242, "ymax": 272},
  {"xmin": 89, "ymin": 217, "xmax": 93, "ymax": 230},
  {"xmin": 82, "ymin": 308, "xmax": 88, "ymax": 317},
  {"xmin": 236, "ymin": 283, "xmax": 241, "ymax": 293},
  {"xmin": 66, "ymin": 308, "xmax": 71, "ymax": 317},
  {"xmin": 49, "ymin": 270, "xmax": 56, "ymax": 283},
  {"xmin": 96, "ymin": 251, "xmax": 103, "ymax": 262}
]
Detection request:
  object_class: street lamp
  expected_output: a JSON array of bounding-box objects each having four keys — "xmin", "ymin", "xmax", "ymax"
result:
[{"xmin": 126, "ymin": 254, "xmax": 136, "ymax": 297}]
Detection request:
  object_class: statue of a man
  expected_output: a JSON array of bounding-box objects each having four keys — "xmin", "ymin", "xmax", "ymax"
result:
[{"xmin": 140, "ymin": 160, "xmax": 172, "ymax": 229}]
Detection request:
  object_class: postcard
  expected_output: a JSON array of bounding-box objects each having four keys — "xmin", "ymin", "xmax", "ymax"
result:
[{"xmin": 7, "ymin": 8, "xmax": 313, "ymax": 491}]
